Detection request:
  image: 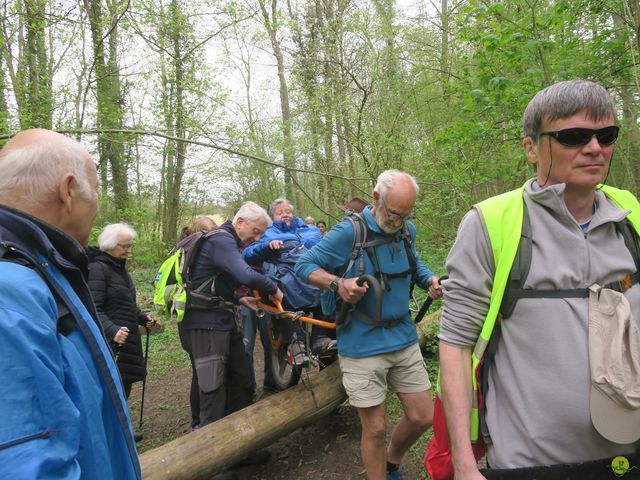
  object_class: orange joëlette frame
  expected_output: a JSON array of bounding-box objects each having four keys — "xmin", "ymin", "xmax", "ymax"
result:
[{"xmin": 252, "ymin": 291, "xmax": 336, "ymax": 329}]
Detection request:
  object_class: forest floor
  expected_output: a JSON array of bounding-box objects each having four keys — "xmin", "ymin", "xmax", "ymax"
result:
[{"xmin": 128, "ymin": 320, "xmax": 433, "ymax": 480}]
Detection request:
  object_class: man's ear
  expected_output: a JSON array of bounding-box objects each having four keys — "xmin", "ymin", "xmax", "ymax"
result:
[
  {"xmin": 58, "ymin": 172, "xmax": 76, "ymax": 213},
  {"xmin": 523, "ymin": 136, "xmax": 538, "ymax": 165},
  {"xmin": 373, "ymin": 191, "xmax": 380, "ymax": 203}
]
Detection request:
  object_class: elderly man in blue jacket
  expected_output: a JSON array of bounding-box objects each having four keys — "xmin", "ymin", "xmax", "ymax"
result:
[
  {"xmin": 295, "ymin": 170, "xmax": 442, "ymax": 480},
  {"xmin": 0, "ymin": 129, "xmax": 141, "ymax": 479}
]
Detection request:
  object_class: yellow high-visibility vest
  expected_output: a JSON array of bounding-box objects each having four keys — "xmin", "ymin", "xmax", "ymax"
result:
[{"xmin": 465, "ymin": 181, "xmax": 640, "ymax": 441}]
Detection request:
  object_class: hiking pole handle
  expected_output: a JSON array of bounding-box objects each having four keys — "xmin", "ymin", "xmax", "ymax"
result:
[
  {"xmin": 414, "ymin": 275, "xmax": 448, "ymax": 324},
  {"xmin": 336, "ymin": 274, "xmax": 382, "ymax": 326},
  {"xmin": 356, "ymin": 274, "xmax": 381, "ymax": 308}
]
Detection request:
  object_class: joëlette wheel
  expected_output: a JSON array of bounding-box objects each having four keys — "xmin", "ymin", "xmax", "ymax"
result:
[{"xmin": 268, "ymin": 318, "xmax": 301, "ymax": 390}]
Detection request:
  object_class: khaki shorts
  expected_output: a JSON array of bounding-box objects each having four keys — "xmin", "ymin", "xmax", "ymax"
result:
[{"xmin": 339, "ymin": 343, "xmax": 431, "ymax": 408}]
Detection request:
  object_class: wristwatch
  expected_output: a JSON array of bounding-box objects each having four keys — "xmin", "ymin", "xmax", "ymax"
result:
[{"xmin": 328, "ymin": 278, "xmax": 340, "ymax": 292}]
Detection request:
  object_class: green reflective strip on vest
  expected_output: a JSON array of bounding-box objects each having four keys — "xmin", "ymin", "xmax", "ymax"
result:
[
  {"xmin": 173, "ymin": 286, "xmax": 187, "ymax": 322},
  {"xmin": 163, "ymin": 285, "xmax": 175, "ymax": 304},
  {"xmin": 470, "ymin": 408, "xmax": 480, "ymax": 440},
  {"xmin": 472, "ymin": 336, "xmax": 489, "ymax": 362}
]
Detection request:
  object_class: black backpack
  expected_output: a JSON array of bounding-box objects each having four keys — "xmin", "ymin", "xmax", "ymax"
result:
[
  {"xmin": 153, "ymin": 229, "xmax": 233, "ymax": 320},
  {"xmin": 335, "ymin": 211, "xmax": 419, "ymax": 328}
]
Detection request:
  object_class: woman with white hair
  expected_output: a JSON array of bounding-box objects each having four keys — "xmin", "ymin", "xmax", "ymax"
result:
[{"xmin": 87, "ymin": 223, "xmax": 154, "ymax": 442}]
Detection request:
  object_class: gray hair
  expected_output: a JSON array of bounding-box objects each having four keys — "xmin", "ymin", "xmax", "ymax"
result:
[
  {"xmin": 374, "ymin": 169, "xmax": 419, "ymax": 200},
  {"xmin": 233, "ymin": 201, "xmax": 272, "ymax": 226},
  {"xmin": 98, "ymin": 223, "xmax": 137, "ymax": 251},
  {"xmin": 0, "ymin": 136, "xmax": 94, "ymax": 207},
  {"xmin": 268, "ymin": 198, "xmax": 294, "ymax": 219},
  {"xmin": 523, "ymin": 80, "xmax": 616, "ymax": 142}
]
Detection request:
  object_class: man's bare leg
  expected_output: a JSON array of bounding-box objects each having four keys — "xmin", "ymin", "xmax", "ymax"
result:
[
  {"xmin": 357, "ymin": 402, "xmax": 388, "ymax": 480},
  {"xmin": 387, "ymin": 390, "xmax": 433, "ymax": 465}
]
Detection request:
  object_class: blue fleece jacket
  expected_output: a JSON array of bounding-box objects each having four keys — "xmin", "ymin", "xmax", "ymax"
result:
[{"xmin": 295, "ymin": 206, "xmax": 435, "ymax": 358}]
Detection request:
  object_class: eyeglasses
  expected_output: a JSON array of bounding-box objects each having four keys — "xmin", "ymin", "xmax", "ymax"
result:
[
  {"xmin": 380, "ymin": 198, "xmax": 414, "ymax": 222},
  {"xmin": 117, "ymin": 243, "xmax": 134, "ymax": 250},
  {"xmin": 539, "ymin": 126, "xmax": 619, "ymax": 147}
]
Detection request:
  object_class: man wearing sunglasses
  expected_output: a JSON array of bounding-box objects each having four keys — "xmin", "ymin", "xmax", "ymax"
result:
[
  {"xmin": 437, "ymin": 80, "xmax": 640, "ymax": 479},
  {"xmin": 296, "ymin": 169, "xmax": 442, "ymax": 480}
]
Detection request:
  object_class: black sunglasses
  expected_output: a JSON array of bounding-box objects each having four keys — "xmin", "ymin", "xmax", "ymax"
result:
[{"xmin": 539, "ymin": 126, "xmax": 619, "ymax": 147}]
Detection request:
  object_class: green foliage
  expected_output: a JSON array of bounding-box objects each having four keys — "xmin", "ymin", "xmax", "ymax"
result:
[{"xmin": 421, "ymin": 320, "xmax": 441, "ymax": 379}]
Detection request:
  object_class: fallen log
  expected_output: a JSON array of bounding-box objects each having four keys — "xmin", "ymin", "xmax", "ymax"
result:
[
  {"xmin": 417, "ymin": 308, "xmax": 441, "ymax": 350},
  {"xmin": 140, "ymin": 308, "xmax": 442, "ymax": 479},
  {"xmin": 140, "ymin": 361, "xmax": 347, "ymax": 480}
]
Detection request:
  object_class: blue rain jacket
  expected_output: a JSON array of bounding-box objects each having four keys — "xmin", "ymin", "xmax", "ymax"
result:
[{"xmin": 0, "ymin": 206, "xmax": 141, "ymax": 480}]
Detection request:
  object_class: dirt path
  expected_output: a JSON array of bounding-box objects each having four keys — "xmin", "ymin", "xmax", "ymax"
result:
[{"xmin": 127, "ymin": 325, "xmax": 429, "ymax": 479}]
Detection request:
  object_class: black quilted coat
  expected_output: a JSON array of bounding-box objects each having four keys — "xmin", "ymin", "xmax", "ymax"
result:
[{"xmin": 87, "ymin": 247, "xmax": 147, "ymax": 385}]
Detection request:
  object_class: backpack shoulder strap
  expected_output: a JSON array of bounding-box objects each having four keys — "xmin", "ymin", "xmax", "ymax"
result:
[
  {"xmin": 179, "ymin": 230, "xmax": 214, "ymax": 280},
  {"xmin": 617, "ymin": 218, "xmax": 640, "ymax": 273},
  {"xmin": 340, "ymin": 212, "xmax": 368, "ymax": 277},
  {"xmin": 499, "ymin": 203, "xmax": 532, "ymax": 318},
  {"xmin": 184, "ymin": 228, "xmax": 228, "ymax": 277},
  {"xmin": 400, "ymin": 222, "xmax": 419, "ymax": 286},
  {"xmin": 341, "ymin": 212, "xmax": 418, "ymax": 291}
]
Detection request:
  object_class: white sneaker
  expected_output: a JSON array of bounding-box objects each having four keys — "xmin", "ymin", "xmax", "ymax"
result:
[
  {"xmin": 287, "ymin": 340, "xmax": 310, "ymax": 366},
  {"xmin": 312, "ymin": 337, "xmax": 337, "ymax": 355}
]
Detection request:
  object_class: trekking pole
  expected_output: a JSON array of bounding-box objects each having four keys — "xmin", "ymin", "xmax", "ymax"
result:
[
  {"xmin": 336, "ymin": 274, "xmax": 381, "ymax": 326},
  {"xmin": 138, "ymin": 326, "xmax": 150, "ymax": 432},
  {"xmin": 413, "ymin": 275, "xmax": 447, "ymax": 324}
]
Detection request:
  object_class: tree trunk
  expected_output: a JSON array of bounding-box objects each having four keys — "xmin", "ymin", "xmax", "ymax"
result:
[
  {"xmin": 83, "ymin": 0, "xmax": 128, "ymax": 214},
  {"xmin": 165, "ymin": 0, "xmax": 186, "ymax": 245},
  {"xmin": 440, "ymin": 0, "xmax": 450, "ymax": 103},
  {"xmin": 372, "ymin": 0, "xmax": 398, "ymax": 168},
  {"xmin": 288, "ymin": 0, "xmax": 326, "ymax": 211},
  {"xmin": 140, "ymin": 361, "xmax": 347, "ymax": 480},
  {"xmin": 321, "ymin": 0, "xmax": 336, "ymax": 210},
  {"xmin": 105, "ymin": 0, "xmax": 128, "ymax": 214},
  {"xmin": 0, "ymin": 6, "xmax": 27, "ymax": 125},
  {"xmin": 147, "ymin": 0, "xmax": 192, "ymax": 247},
  {"xmin": 24, "ymin": 0, "xmax": 51, "ymax": 128},
  {"xmin": 3, "ymin": 0, "xmax": 53, "ymax": 129},
  {"xmin": 158, "ymin": 44, "xmax": 174, "ymax": 244},
  {"xmin": 258, "ymin": 0, "xmax": 303, "ymax": 210}
]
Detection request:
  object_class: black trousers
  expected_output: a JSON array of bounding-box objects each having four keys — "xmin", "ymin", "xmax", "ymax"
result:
[
  {"xmin": 178, "ymin": 323, "xmax": 200, "ymax": 428},
  {"xmin": 182, "ymin": 327, "xmax": 253, "ymax": 427}
]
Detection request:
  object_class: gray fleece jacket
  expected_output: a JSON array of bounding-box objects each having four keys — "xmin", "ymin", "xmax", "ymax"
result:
[{"xmin": 440, "ymin": 180, "xmax": 640, "ymax": 468}]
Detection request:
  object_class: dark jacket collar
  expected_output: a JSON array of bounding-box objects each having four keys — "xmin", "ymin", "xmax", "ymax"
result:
[
  {"xmin": 220, "ymin": 220, "xmax": 243, "ymax": 247},
  {"xmin": 87, "ymin": 246, "xmax": 127, "ymax": 269},
  {"xmin": 0, "ymin": 205, "xmax": 89, "ymax": 272}
]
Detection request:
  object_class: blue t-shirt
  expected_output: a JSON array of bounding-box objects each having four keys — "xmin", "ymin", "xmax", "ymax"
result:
[{"xmin": 295, "ymin": 206, "xmax": 435, "ymax": 358}]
